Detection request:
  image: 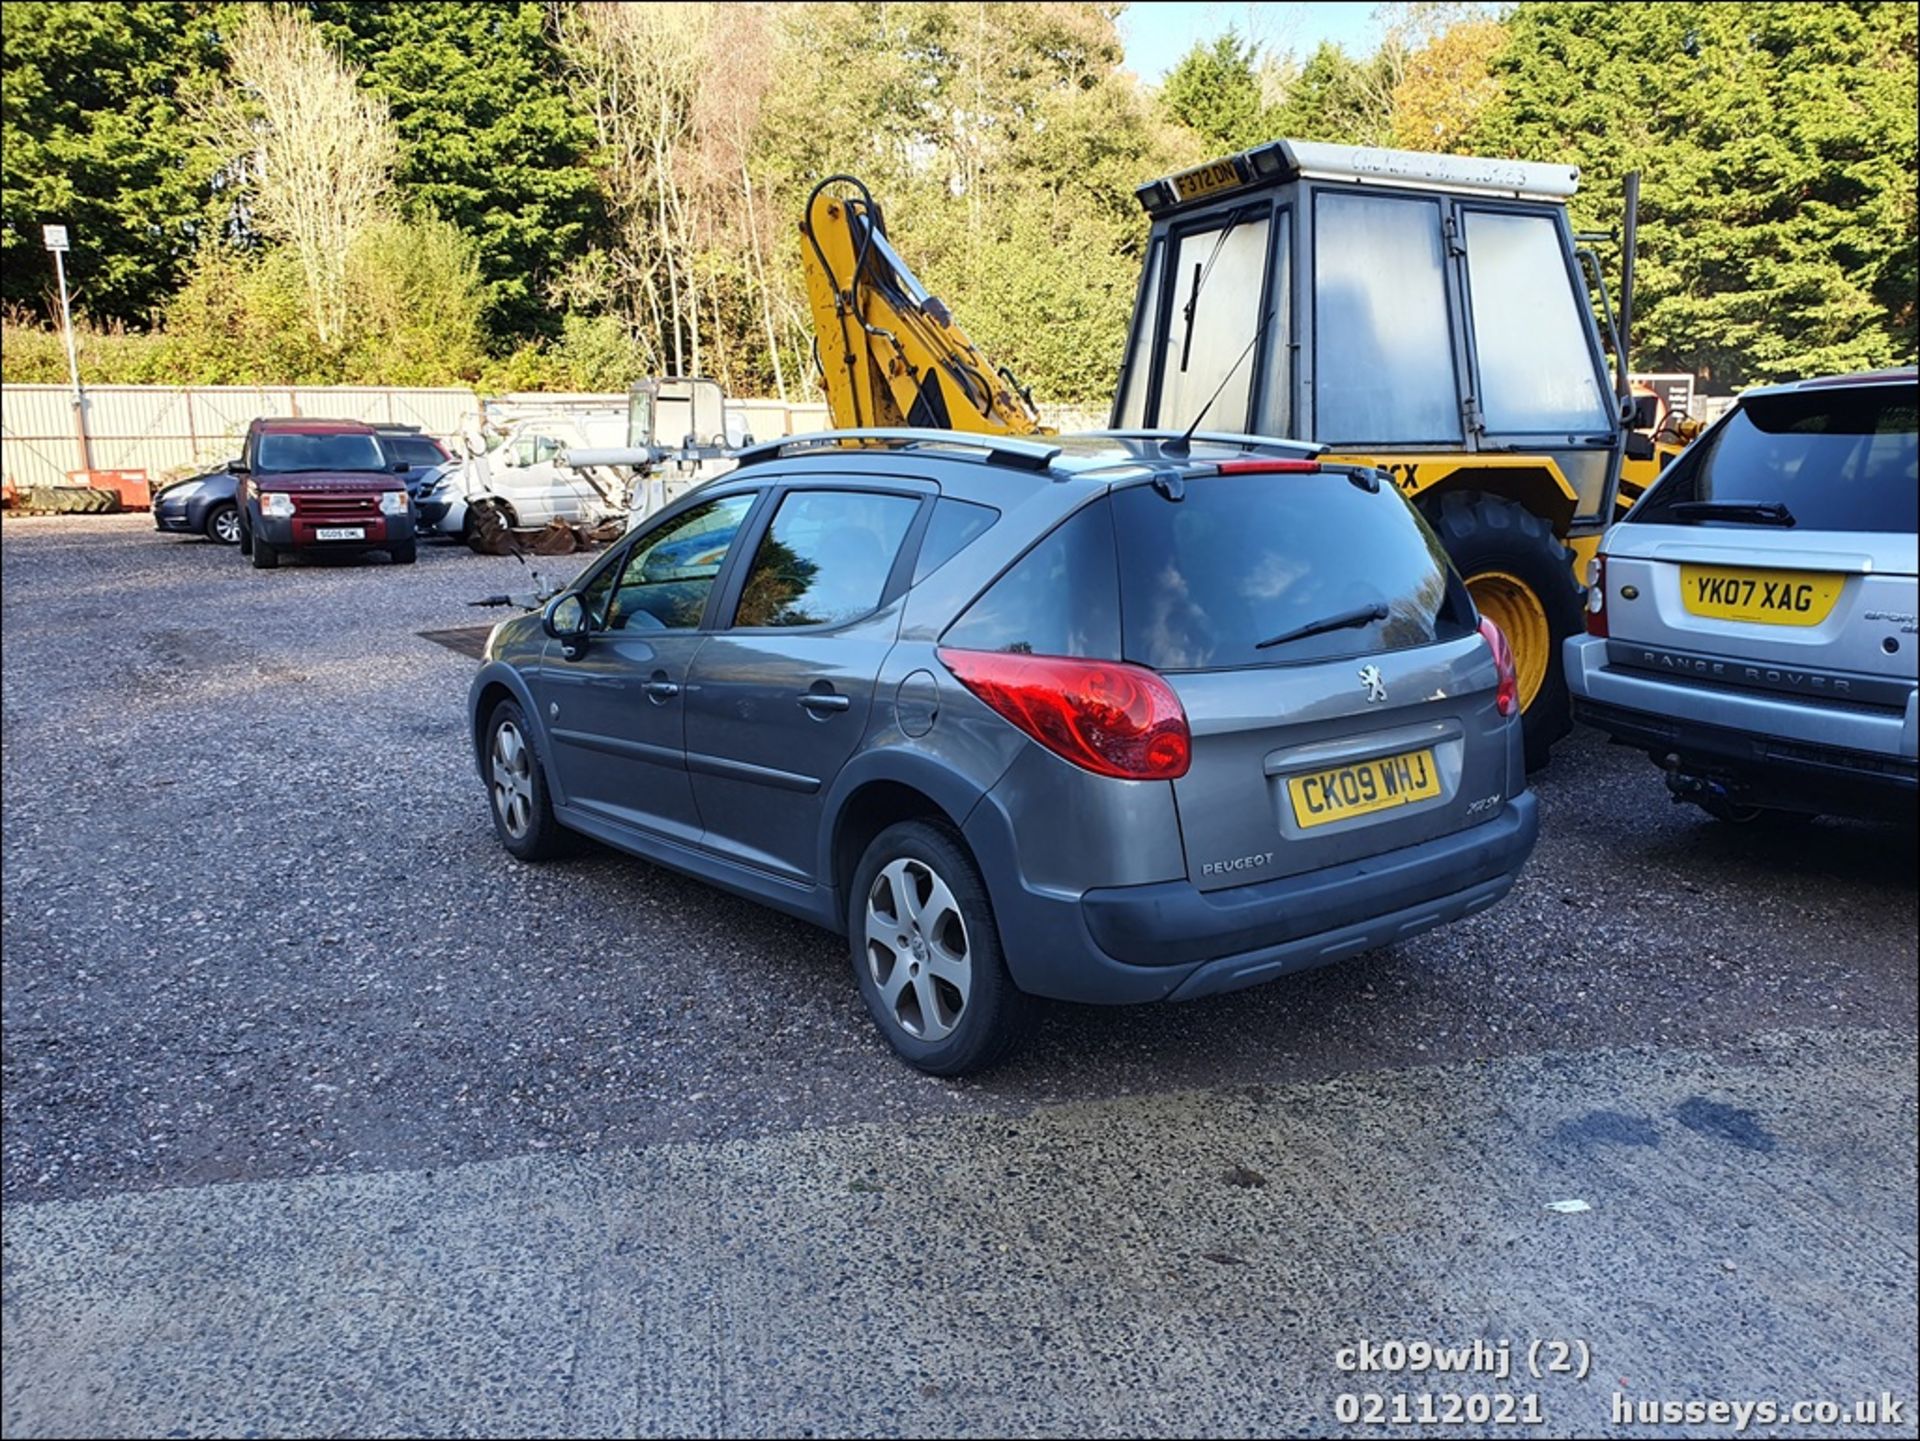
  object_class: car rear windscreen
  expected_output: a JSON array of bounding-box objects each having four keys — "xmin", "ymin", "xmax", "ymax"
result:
[
  {"xmin": 1109, "ymin": 473, "xmax": 1469, "ymax": 671},
  {"xmin": 1633, "ymin": 384, "xmax": 1918, "ymax": 534}
]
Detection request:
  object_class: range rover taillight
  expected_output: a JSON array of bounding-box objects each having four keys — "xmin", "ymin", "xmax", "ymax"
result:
[
  {"xmin": 937, "ymin": 648, "xmax": 1191, "ymax": 780},
  {"xmin": 1585, "ymin": 554, "xmax": 1609, "ymax": 638}
]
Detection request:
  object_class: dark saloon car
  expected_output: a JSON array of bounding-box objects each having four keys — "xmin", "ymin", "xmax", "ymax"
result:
[{"xmin": 152, "ymin": 464, "xmax": 242, "ymax": 544}]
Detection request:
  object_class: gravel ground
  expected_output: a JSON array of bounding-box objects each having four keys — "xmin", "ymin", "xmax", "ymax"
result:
[{"xmin": 4, "ymin": 513, "xmax": 1917, "ymax": 1205}]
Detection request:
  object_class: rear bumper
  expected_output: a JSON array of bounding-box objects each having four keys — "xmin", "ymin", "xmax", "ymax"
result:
[
  {"xmin": 1565, "ymin": 634, "xmax": 1917, "ymax": 760},
  {"xmin": 963, "ymin": 791, "xmax": 1538, "ymax": 1005},
  {"xmin": 1565, "ymin": 633, "xmax": 1918, "ymax": 819},
  {"xmin": 1574, "ymin": 695, "xmax": 1917, "ymax": 819}
]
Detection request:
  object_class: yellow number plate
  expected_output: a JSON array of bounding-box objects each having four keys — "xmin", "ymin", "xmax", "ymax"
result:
[
  {"xmin": 1171, "ymin": 160, "xmax": 1244, "ymax": 203},
  {"xmin": 1679, "ymin": 566, "xmax": 1843, "ymax": 626},
  {"xmin": 1288, "ymin": 748, "xmax": 1441, "ymax": 829}
]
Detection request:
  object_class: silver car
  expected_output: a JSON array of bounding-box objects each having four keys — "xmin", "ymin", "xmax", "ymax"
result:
[
  {"xmin": 469, "ymin": 429, "xmax": 1537, "ymax": 1073},
  {"xmin": 1568, "ymin": 369, "xmax": 1918, "ymax": 823}
]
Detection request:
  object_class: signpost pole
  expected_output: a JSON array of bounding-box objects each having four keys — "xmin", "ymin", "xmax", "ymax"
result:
[{"xmin": 45, "ymin": 226, "xmax": 93, "ymax": 473}]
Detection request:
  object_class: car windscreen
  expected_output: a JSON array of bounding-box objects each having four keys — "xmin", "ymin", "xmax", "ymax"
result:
[
  {"xmin": 1109, "ymin": 472, "xmax": 1470, "ymax": 671},
  {"xmin": 381, "ymin": 434, "xmax": 446, "ymax": 468},
  {"xmin": 255, "ymin": 431, "xmax": 387, "ymax": 473},
  {"xmin": 1632, "ymin": 384, "xmax": 1918, "ymax": 534}
]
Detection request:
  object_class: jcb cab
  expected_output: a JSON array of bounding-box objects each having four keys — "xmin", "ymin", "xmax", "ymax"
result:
[{"xmin": 1114, "ymin": 139, "xmax": 1647, "ymax": 765}]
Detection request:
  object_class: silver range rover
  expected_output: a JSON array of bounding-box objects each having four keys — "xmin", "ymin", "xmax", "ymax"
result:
[{"xmin": 1567, "ymin": 368, "xmax": 1918, "ymax": 824}]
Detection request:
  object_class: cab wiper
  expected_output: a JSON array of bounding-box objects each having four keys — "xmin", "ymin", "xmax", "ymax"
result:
[
  {"xmin": 1667, "ymin": 500, "xmax": 1796, "ymax": 527},
  {"xmin": 1254, "ymin": 602, "xmax": 1389, "ymax": 650}
]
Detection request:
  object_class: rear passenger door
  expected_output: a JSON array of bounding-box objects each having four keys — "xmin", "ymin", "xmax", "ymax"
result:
[{"xmin": 684, "ymin": 483, "xmax": 926, "ymax": 881}]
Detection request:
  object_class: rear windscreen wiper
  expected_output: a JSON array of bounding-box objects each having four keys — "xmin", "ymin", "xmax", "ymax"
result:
[
  {"xmin": 1255, "ymin": 602, "xmax": 1389, "ymax": 651},
  {"xmin": 1667, "ymin": 500, "xmax": 1797, "ymax": 526}
]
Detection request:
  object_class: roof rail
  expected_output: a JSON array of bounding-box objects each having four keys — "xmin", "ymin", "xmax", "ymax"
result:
[
  {"xmin": 1082, "ymin": 429, "xmax": 1326, "ymax": 457},
  {"xmin": 730, "ymin": 427, "xmax": 1063, "ymax": 472}
]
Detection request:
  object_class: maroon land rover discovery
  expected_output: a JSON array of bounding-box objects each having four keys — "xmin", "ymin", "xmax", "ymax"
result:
[{"xmin": 234, "ymin": 417, "xmax": 418, "ymax": 569}]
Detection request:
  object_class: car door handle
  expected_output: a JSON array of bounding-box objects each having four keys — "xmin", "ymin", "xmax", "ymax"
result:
[
  {"xmin": 797, "ymin": 692, "xmax": 850, "ymax": 713},
  {"xmin": 644, "ymin": 679, "xmax": 681, "ymax": 699}
]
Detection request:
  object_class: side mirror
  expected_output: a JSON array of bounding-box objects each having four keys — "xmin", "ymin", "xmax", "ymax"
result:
[
  {"xmin": 228, "ymin": 459, "xmax": 250, "ymax": 476},
  {"xmin": 542, "ymin": 593, "xmax": 591, "ymax": 658},
  {"xmin": 1624, "ymin": 393, "xmax": 1661, "ymax": 430},
  {"xmin": 392, "ymin": 460, "xmax": 410, "ymax": 474}
]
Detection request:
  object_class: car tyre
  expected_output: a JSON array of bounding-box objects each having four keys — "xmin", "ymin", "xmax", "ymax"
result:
[
  {"xmin": 485, "ymin": 700, "xmax": 570, "ymax": 861},
  {"xmin": 848, "ymin": 820, "xmax": 1033, "ymax": 1076},
  {"xmin": 251, "ymin": 532, "xmax": 280, "ymax": 569},
  {"xmin": 204, "ymin": 502, "xmax": 241, "ymax": 546},
  {"xmin": 390, "ymin": 539, "xmax": 418, "ymax": 565},
  {"xmin": 238, "ymin": 520, "xmax": 253, "ymax": 556}
]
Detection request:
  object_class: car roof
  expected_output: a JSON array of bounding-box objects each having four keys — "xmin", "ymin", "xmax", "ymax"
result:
[
  {"xmin": 251, "ymin": 417, "xmax": 377, "ymax": 435},
  {"xmin": 1740, "ymin": 367, "xmax": 1918, "ymax": 401}
]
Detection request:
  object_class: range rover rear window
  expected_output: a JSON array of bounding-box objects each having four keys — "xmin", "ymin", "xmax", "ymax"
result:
[{"xmin": 1633, "ymin": 385, "xmax": 1918, "ymax": 534}]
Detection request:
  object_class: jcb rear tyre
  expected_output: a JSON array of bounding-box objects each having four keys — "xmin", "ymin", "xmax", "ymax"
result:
[{"xmin": 1428, "ymin": 492, "xmax": 1582, "ymax": 771}]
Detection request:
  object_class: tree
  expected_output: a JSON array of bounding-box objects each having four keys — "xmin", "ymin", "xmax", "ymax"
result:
[
  {"xmin": 556, "ymin": 2, "xmax": 714, "ymax": 378},
  {"xmin": 1390, "ymin": 18, "xmax": 1506, "ymax": 151},
  {"xmin": 1, "ymin": 1, "xmax": 223, "ymax": 324},
  {"xmin": 196, "ymin": 5, "xmax": 395, "ymax": 345},
  {"xmin": 1470, "ymin": 1, "xmax": 1918, "ymax": 384},
  {"xmin": 1267, "ymin": 42, "xmax": 1386, "ymax": 144},
  {"xmin": 303, "ymin": 2, "xmax": 608, "ymax": 344},
  {"xmin": 1159, "ymin": 31, "xmax": 1267, "ymax": 151}
]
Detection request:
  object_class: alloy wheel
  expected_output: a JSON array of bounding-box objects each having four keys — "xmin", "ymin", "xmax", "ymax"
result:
[
  {"xmin": 212, "ymin": 508, "xmax": 241, "ymax": 544},
  {"xmin": 864, "ymin": 857, "xmax": 972, "ymax": 1041},
  {"xmin": 490, "ymin": 720, "xmax": 535, "ymax": 838}
]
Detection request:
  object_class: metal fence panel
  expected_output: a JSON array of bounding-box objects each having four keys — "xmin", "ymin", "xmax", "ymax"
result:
[{"xmin": 5, "ymin": 384, "xmax": 859, "ymax": 490}]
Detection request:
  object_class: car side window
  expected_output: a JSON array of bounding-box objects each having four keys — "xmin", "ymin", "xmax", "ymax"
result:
[
  {"xmin": 576, "ymin": 545, "xmax": 627, "ymax": 629},
  {"xmin": 913, "ymin": 498, "xmax": 1000, "ymax": 583},
  {"xmin": 732, "ymin": 489, "xmax": 920, "ymax": 629},
  {"xmin": 605, "ymin": 493, "xmax": 756, "ymax": 632},
  {"xmin": 942, "ymin": 500, "xmax": 1122, "ymax": 657}
]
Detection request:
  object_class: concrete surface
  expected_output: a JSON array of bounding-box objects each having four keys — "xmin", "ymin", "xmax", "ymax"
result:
[
  {"xmin": 3, "ymin": 515, "xmax": 1916, "ymax": 1436},
  {"xmin": 6, "ymin": 1030, "xmax": 1914, "ymax": 1438}
]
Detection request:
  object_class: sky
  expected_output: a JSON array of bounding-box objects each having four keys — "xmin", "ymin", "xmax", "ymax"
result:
[{"xmin": 1120, "ymin": 2, "xmax": 1386, "ymax": 83}]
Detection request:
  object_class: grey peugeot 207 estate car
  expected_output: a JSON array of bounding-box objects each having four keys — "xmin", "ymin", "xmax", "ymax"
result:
[
  {"xmin": 468, "ymin": 428, "xmax": 1539, "ymax": 1073},
  {"xmin": 1569, "ymin": 368, "xmax": 1918, "ymax": 823}
]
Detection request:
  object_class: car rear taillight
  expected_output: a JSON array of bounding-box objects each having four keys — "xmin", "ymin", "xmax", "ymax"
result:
[
  {"xmin": 1584, "ymin": 554, "xmax": 1609, "ymax": 638},
  {"xmin": 936, "ymin": 648, "xmax": 1191, "ymax": 780},
  {"xmin": 1478, "ymin": 617, "xmax": 1520, "ymax": 718}
]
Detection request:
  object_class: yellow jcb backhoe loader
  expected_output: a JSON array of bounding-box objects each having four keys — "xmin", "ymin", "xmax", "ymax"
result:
[{"xmin": 800, "ymin": 143, "xmax": 1682, "ymax": 767}]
